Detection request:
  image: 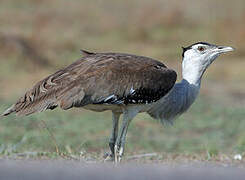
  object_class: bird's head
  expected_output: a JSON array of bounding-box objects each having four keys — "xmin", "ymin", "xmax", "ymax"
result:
[{"xmin": 181, "ymin": 42, "xmax": 234, "ymax": 85}]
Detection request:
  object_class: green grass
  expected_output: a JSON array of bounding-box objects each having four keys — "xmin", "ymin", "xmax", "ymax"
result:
[{"xmin": 1, "ymin": 96, "xmax": 245, "ymax": 159}]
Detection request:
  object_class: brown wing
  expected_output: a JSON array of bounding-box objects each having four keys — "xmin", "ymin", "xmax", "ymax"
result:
[
  {"xmin": 84, "ymin": 53, "xmax": 177, "ymax": 105},
  {"xmin": 2, "ymin": 51, "xmax": 177, "ymax": 116}
]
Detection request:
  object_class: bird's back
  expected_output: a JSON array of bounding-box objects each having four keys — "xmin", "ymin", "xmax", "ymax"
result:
[{"xmin": 2, "ymin": 51, "xmax": 177, "ymax": 116}]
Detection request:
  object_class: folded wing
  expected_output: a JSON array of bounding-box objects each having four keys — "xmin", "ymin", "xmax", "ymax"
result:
[{"xmin": 2, "ymin": 52, "xmax": 177, "ymax": 116}]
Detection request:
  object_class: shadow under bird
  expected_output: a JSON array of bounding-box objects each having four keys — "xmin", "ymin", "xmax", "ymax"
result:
[{"xmin": 1, "ymin": 42, "xmax": 234, "ymax": 162}]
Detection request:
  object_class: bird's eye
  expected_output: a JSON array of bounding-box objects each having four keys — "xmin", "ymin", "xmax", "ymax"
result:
[{"xmin": 197, "ymin": 46, "xmax": 205, "ymax": 52}]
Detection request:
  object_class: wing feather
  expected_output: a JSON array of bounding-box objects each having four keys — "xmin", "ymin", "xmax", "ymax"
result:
[{"xmin": 2, "ymin": 52, "xmax": 177, "ymax": 116}]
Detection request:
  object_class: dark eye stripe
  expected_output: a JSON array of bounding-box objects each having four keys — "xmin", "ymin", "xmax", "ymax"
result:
[{"xmin": 182, "ymin": 42, "xmax": 211, "ymax": 58}]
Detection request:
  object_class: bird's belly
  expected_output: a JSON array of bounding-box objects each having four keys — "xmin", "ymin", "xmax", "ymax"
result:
[
  {"xmin": 82, "ymin": 104, "xmax": 123, "ymax": 113},
  {"xmin": 82, "ymin": 103, "xmax": 153, "ymax": 113}
]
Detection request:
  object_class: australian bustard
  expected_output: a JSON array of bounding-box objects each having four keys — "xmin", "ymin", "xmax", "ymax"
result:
[{"xmin": 1, "ymin": 42, "xmax": 234, "ymax": 162}]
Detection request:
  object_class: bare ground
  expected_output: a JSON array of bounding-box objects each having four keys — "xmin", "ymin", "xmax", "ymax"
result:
[{"xmin": 0, "ymin": 159, "xmax": 245, "ymax": 180}]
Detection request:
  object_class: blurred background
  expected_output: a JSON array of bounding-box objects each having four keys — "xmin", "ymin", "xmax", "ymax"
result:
[{"xmin": 0, "ymin": 0, "xmax": 245, "ymax": 160}]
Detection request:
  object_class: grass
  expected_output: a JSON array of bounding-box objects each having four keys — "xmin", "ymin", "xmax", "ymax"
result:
[{"xmin": 1, "ymin": 96, "xmax": 245, "ymax": 160}]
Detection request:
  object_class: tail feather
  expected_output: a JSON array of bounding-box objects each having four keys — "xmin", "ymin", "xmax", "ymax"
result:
[
  {"xmin": 1, "ymin": 104, "xmax": 15, "ymax": 117},
  {"xmin": 1, "ymin": 57, "xmax": 89, "ymax": 118},
  {"xmin": 15, "ymin": 100, "xmax": 57, "ymax": 116}
]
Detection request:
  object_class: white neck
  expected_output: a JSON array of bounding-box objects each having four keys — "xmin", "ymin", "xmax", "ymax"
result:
[{"xmin": 182, "ymin": 58, "xmax": 206, "ymax": 87}]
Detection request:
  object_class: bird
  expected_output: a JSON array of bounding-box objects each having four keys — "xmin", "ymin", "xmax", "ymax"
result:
[{"xmin": 1, "ymin": 42, "xmax": 234, "ymax": 163}]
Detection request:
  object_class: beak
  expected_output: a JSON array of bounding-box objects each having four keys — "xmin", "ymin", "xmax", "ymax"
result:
[{"xmin": 214, "ymin": 45, "xmax": 235, "ymax": 53}]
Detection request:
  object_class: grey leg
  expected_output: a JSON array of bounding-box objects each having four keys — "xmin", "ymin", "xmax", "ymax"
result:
[
  {"xmin": 114, "ymin": 109, "xmax": 138, "ymax": 163},
  {"xmin": 104, "ymin": 112, "xmax": 120, "ymax": 161},
  {"xmin": 109, "ymin": 112, "xmax": 120, "ymax": 155}
]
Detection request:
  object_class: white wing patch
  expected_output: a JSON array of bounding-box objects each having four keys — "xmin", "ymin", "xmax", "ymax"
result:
[
  {"xmin": 130, "ymin": 87, "xmax": 135, "ymax": 94},
  {"xmin": 104, "ymin": 94, "xmax": 117, "ymax": 102}
]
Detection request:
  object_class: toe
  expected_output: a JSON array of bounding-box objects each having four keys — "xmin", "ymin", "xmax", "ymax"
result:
[{"xmin": 104, "ymin": 153, "xmax": 114, "ymax": 162}]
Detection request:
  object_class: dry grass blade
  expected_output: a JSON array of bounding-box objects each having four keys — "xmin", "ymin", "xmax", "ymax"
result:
[
  {"xmin": 40, "ymin": 120, "xmax": 60, "ymax": 154},
  {"xmin": 40, "ymin": 120, "xmax": 79, "ymax": 161}
]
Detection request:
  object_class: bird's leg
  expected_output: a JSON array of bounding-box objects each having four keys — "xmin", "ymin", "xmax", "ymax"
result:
[
  {"xmin": 104, "ymin": 112, "xmax": 120, "ymax": 161},
  {"xmin": 114, "ymin": 109, "xmax": 138, "ymax": 163},
  {"xmin": 115, "ymin": 120, "xmax": 129, "ymax": 163},
  {"xmin": 109, "ymin": 112, "xmax": 120, "ymax": 154}
]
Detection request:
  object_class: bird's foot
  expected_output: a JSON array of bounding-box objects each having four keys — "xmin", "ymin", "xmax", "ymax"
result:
[
  {"xmin": 103, "ymin": 152, "xmax": 114, "ymax": 162},
  {"xmin": 118, "ymin": 146, "xmax": 124, "ymax": 162},
  {"xmin": 114, "ymin": 145, "xmax": 124, "ymax": 163},
  {"xmin": 114, "ymin": 145, "xmax": 119, "ymax": 163}
]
